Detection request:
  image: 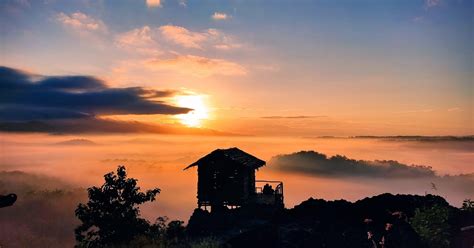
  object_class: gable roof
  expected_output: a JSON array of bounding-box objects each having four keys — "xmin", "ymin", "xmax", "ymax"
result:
[{"xmin": 184, "ymin": 147, "xmax": 266, "ymax": 170}]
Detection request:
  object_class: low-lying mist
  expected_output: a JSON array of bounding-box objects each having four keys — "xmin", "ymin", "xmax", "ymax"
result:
[
  {"xmin": 0, "ymin": 134, "xmax": 472, "ymax": 247},
  {"xmin": 0, "ymin": 171, "xmax": 85, "ymax": 247},
  {"xmin": 267, "ymin": 150, "xmax": 473, "ymax": 208}
]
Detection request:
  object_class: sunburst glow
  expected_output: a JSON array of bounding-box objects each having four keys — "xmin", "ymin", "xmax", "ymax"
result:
[{"xmin": 175, "ymin": 95, "xmax": 209, "ymax": 127}]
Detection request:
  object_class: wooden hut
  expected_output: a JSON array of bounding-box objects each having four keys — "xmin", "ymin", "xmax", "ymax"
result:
[{"xmin": 184, "ymin": 147, "xmax": 283, "ymax": 211}]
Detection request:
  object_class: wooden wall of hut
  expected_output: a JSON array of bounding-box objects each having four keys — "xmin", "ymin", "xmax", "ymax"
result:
[{"xmin": 196, "ymin": 158, "xmax": 256, "ymax": 207}]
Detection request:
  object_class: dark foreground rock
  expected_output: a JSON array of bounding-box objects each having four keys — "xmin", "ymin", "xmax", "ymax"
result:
[{"xmin": 186, "ymin": 193, "xmax": 471, "ymax": 248}]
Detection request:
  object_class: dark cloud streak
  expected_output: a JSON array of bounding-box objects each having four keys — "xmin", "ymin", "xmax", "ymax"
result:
[
  {"xmin": 0, "ymin": 66, "xmax": 190, "ymax": 122},
  {"xmin": 0, "ymin": 118, "xmax": 232, "ymax": 135}
]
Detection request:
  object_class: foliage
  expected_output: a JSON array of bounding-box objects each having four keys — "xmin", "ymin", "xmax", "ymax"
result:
[
  {"xmin": 135, "ymin": 217, "xmax": 186, "ymax": 247},
  {"xmin": 410, "ymin": 204, "xmax": 452, "ymax": 248},
  {"xmin": 75, "ymin": 166, "xmax": 160, "ymax": 247},
  {"xmin": 461, "ymin": 199, "xmax": 474, "ymax": 212},
  {"xmin": 127, "ymin": 224, "xmax": 218, "ymax": 248},
  {"xmin": 166, "ymin": 220, "xmax": 186, "ymax": 242},
  {"xmin": 127, "ymin": 235, "xmax": 220, "ymax": 248},
  {"xmin": 189, "ymin": 237, "xmax": 221, "ymax": 248}
]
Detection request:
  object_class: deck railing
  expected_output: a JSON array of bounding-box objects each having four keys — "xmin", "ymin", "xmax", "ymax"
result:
[{"xmin": 254, "ymin": 180, "xmax": 284, "ymax": 207}]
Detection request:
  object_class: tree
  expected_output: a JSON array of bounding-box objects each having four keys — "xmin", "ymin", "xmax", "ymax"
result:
[
  {"xmin": 75, "ymin": 166, "xmax": 160, "ymax": 247},
  {"xmin": 166, "ymin": 220, "xmax": 186, "ymax": 242},
  {"xmin": 410, "ymin": 204, "xmax": 452, "ymax": 248}
]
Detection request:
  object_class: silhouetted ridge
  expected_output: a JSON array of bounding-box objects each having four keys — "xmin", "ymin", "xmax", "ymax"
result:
[
  {"xmin": 186, "ymin": 193, "xmax": 466, "ymax": 247},
  {"xmin": 0, "ymin": 194, "xmax": 16, "ymax": 208}
]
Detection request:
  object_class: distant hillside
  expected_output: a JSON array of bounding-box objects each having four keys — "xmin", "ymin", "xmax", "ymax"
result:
[
  {"xmin": 352, "ymin": 135, "xmax": 474, "ymax": 142},
  {"xmin": 54, "ymin": 139, "xmax": 97, "ymax": 146},
  {"xmin": 269, "ymin": 150, "xmax": 436, "ymax": 178}
]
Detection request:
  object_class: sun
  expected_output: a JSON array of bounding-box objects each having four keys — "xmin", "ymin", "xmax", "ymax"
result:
[{"xmin": 174, "ymin": 95, "xmax": 209, "ymax": 128}]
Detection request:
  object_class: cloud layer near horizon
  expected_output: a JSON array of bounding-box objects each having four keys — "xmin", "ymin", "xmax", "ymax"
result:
[
  {"xmin": 0, "ymin": 66, "xmax": 197, "ymax": 134},
  {"xmin": 269, "ymin": 148, "xmax": 474, "ymax": 201},
  {"xmin": 270, "ymin": 150, "xmax": 438, "ymax": 178},
  {"xmin": 269, "ymin": 150, "xmax": 474, "ymax": 195}
]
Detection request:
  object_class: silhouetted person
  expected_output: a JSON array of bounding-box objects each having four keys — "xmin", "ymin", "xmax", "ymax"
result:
[
  {"xmin": 262, "ymin": 184, "xmax": 274, "ymax": 195},
  {"xmin": 367, "ymin": 231, "xmax": 379, "ymax": 248},
  {"xmin": 0, "ymin": 194, "xmax": 17, "ymax": 208},
  {"xmin": 380, "ymin": 223, "xmax": 401, "ymax": 248},
  {"xmin": 391, "ymin": 212, "xmax": 422, "ymax": 248},
  {"xmin": 364, "ymin": 218, "xmax": 379, "ymax": 248}
]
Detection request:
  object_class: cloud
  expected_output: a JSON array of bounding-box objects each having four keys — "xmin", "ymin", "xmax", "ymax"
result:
[
  {"xmin": 115, "ymin": 26, "xmax": 161, "ymax": 55},
  {"xmin": 0, "ymin": 118, "xmax": 232, "ymax": 135},
  {"xmin": 146, "ymin": 0, "xmax": 162, "ymax": 8},
  {"xmin": 115, "ymin": 26, "xmax": 154, "ymax": 47},
  {"xmin": 113, "ymin": 25, "xmax": 245, "ymax": 79},
  {"xmin": 0, "ymin": 118, "xmax": 166, "ymax": 134},
  {"xmin": 211, "ymin": 12, "xmax": 229, "ymax": 21},
  {"xmin": 55, "ymin": 12, "xmax": 107, "ymax": 34},
  {"xmin": 158, "ymin": 25, "xmax": 241, "ymax": 50},
  {"xmin": 54, "ymin": 139, "xmax": 97, "ymax": 146},
  {"xmin": 0, "ymin": 66, "xmax": 246, "ymax": 134},
  {"xmin": 144, "ymin": 55, "xmax": 247, "ymax": 77},
  {"xmin": 115, "ymin": 25, "xmax": 241, "ymax": 53},
  {"xmin": 261, "ymin": 115, "xmax": 328, "ymax": 119},
  {"xmin": 178, "ymin": 0, "xmax": 186, "ymax": 7},
  {"xmin": 0, "ymin": 66, "xmax": 189, "ymax": 123},
  {"xmin": 350, "ymin": 135, "xmax": 474, "ymax": 142},
  {"xmin": 206, "ymin": 28, "xmax": 242, "ymax": 50},
  {"xmin": 425, "ymin": 0, "xmax": 441, "ymax": 8},
  {"xmin": 447, "ymin": 107, "xmax": 462, "ymax": 112},
  {"xmin": 269, "ymin": 150, "xmax": 474, "ymax": 201},
  {"xmin": 159, "ymin": 25, "xmax": 208, "ymax": 49},
  {"xmin": 270, "ymin": 150, "xmax": 437, "ymax": 178},
  {"xmin": 394, "ymin": 109, "xmax": 433, "ymax": 114}
]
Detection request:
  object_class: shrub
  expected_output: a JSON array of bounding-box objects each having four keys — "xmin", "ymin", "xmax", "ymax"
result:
[{"xmin": 410, "ymin": 204, "xmax": 452, "ymax": 248}]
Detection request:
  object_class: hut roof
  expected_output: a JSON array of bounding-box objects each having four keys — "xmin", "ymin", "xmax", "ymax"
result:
[{"xmin": 184, "ymin": 147, "xmax": 265, "ymax": 170}]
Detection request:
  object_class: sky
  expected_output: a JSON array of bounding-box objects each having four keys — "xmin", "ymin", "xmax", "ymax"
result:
[{"xmin": 0, "ymin": 0, "xmax": 472, "ymax": 136}]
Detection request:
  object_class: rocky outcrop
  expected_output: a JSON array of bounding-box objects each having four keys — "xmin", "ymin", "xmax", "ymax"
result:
[
  {"xmin": 187, "ymin": 193, "xmax": 465, "ymax": 248},
  {"xmin": 0, "ymin": 194, "xmax": 16, "ymax": 208}
]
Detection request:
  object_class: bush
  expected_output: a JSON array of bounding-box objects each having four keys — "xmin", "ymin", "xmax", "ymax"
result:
[
  {"xmin": 189, "ymin": 237, "xmax": 221, "ymax": 248},
  {"xmin": 410, "ymin": 204, "xmax": 452, "ymax": 248}
]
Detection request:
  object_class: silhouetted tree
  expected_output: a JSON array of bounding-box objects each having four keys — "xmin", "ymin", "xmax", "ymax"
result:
[
  {"xmin": 74, "ymin": 166, "xmax": 160, "ymax": 247},
  {"xmin": 166, "ymin": 220, "xmax": 186, "ymax": 242}
]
